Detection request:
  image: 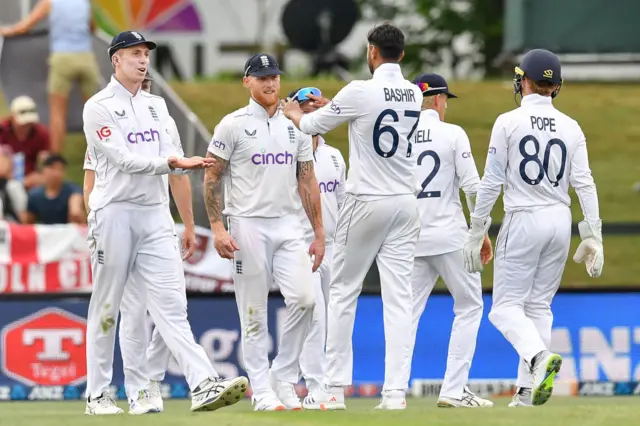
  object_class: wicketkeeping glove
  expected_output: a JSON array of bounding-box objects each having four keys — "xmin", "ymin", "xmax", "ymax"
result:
[
  {"xmin": 463, "ymin": 216, "xmax": 492, "ymax": 273},
  {"xmin": 573, "ymin": 219, "xmax": 604, "ymax": 278}
]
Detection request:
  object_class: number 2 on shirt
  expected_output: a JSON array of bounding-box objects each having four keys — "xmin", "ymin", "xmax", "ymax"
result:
[{"xmin": 373, "ymin": 109, "xmax": 420, "ymax": 158}]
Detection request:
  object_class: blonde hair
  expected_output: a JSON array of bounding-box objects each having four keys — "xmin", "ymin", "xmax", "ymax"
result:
[
  {"xmin": 527, "ymin": 78, "xmax": 555, "ymax": 96},
  {"xmin": 421, "ymin": 94, "xmax": 437, "ymax": 110}
]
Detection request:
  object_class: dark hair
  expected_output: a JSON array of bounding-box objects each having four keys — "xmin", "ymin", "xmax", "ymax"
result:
[
  {"xmin": 42, "ymin": 154, "xmax": 67, "ymax": 168},
  {"xmin": 367, "ymin": 23, "xmax": 405, "ymax": 61}
]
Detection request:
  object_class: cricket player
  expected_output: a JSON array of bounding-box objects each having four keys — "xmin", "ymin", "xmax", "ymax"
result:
[
  {"xmin": 283, "ymin": 23, "xmax": 423, "ymax": 410},
  {"xmin": 82, "ymin": 31, "xmax": 248, "ymax": 415},
  {"xmin": 84, "ymin": 71, "xmax": 193, "ymax": 414},
  {"xmin": 463, "ymin": 49, "xmax": 603, "ymax": 407},
  {"xmin": 406, "ymin": 73, "xmax": 493, "ymax": 409},
  {"xmin": 286, "ymin": 87, "xmax": 347, "ymax": 396},
  {"xmin": 204, "ymin": 54, "xmax": 325, "ymax": 411}
]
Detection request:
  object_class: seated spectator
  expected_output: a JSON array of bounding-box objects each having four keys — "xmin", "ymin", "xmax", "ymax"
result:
[
  {"xmin": 0, "ymin": 96, "xmax": 50, "ymax": 189},
  {"xmin": 0, "ymin": 148, "xmax": 28, "ymax": 223},
  {"xmin": 26, "ymin": 154, "xmax": 84, "ymax": 225}
]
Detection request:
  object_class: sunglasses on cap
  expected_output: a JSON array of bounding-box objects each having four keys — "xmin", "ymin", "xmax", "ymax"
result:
[{"xmin": 294, "ymin": 87, "xmax": 321, "ymax": 103}]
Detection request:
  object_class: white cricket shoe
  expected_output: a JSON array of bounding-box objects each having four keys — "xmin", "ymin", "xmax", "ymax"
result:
[
  {"xmin": 253, "ymin": 394, "xmax": 287, "ymax": 411},
  {"xmin": 531, "ymin": 351, "xmax": 562, "ymax": 406},
  {"xmin": 147, "ymin": 380, "xmax": 163, "ymax": 412},
  {"xmin": 302, "ymin": 385, "xmax": 346, "ymax": 411},
  {"xmin": 374, "ymin": 390, "xmax": 406, "ymax": 410},
  {"xmin": 190, "ymin": 376, "xmax": 248, "ymax": 412},
  {"xmin": 85, "ymin": 392, "xmax": 124, "ymax": 415},
  {"xmin": 129, "ymin": 390, "xmax": 159, "ymax": 415},
  {"xmin": 268, "ymin": 370, "xmax": 302, "ymax": 410},
  {"xmin": 437, "ymin": 386, "xmax": 494, "ymax": 408},
  {"xmin": 508, "ymin": 387, "xmax": 533, "ymax": 407}
]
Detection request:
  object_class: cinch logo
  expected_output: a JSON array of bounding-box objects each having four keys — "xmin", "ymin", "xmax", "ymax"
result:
[
  {"xmin": 251, "ymin": 151, "xmax": 294, "ymax": 165},
  {"xmin": 319, "ymin": 180, "xmax": 340, "ymax": 193},
  {"xmin": 211, "ymin": 140, "xmax": 226, "ymax": 151},
  {"xmin": 127, "ymin": 128, "xmax": 160, "ymax": 144}
]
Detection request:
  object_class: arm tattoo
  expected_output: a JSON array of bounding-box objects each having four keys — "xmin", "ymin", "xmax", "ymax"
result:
[
  {"xmin": 297, "ymin": 160, "xmax": 323, "ymax": 232},
  {"xmin": 204, "ymin": 152, "xmax": 228, "ymax": 223}
]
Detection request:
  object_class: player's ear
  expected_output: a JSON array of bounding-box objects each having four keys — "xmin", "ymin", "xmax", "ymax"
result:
[
  {"xmin": 398, "ymin": 50, "xmax": 405, "ymax": 63},
  {"xmin": 242, "ymin": 76, "xmax": 251, "ymax": 89}
]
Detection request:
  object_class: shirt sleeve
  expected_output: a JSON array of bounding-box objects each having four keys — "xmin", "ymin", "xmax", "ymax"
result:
[
  {"xmin": 299, "ymin": 81, "xmax": 364, "ymax": 135},
  {"xmin": 297, "ymin": 131, "xmax": 313, "ymax": 162},
  {"xmin": 454, "ymin": 127, "xmax": 480, "ymax": 196},
  {"xmin": 208, "ymin": 116, "xmax": 235, "ymax": 160},
  {"xmin": 569, "ymin": 126, "xmax": 600, "ymax": 222},
  {"xmin": 336, "ymin": 150, "xmax": 347, "ymax": 209},
  {"xmin": 83, "ymin": 149, "xmax": 95, "ymax": 171},
  {"xmin": 83, "ymin": 101, "xmax": 171, "ymax": 175},
  {"xmin": 6, "ymin": 180, "xmax": 27, "ymax": 213},
  {"xmin": 472, "ymin": 115, "xmax": 509, "ymax": 220}
]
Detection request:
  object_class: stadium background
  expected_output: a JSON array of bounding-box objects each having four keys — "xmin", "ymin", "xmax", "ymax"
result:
[{"xmin": 0, "ymin": 0, "xmax": 638, "ymax": 405}]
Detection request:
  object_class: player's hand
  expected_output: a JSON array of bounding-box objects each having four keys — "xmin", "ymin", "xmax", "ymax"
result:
[
  {"xmin": 282, "ymin": 97, "xmax": 303, "ymax": 120},
  {"xmin": 181, "ymin": 226, "xmax": 196, "ymax": 260},
  {"xmin": 573, "ymin": 220, "xmax": 604, "ymax": 278},
  {"xmin": 480, "ymin": 235, "xmax": 493, "ymax": 265},
  {"xmin": 309, "ymin": 237, "xmax": 325, "ymax": 272},
  {"xmin": 0, "ymin": 27, "xmax": 10, "ymax": 37},
  {"xmin": 463, "ymin": 216, "xmax": 492, "ymax": 273},
  {"xmin": 214, "ymin": 229, "xmax": 239, "ymax": 259},
  {"xmin": 306, "ymin": 94, "xmax": 331, "ymax": 108},
  {"xmin": 168, "ymin": 156, "xmax": 215, "ymax": 170}
]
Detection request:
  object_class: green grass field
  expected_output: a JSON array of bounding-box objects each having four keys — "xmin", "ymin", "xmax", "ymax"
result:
[
  {"xmin": 3, "ymin": 80, "xmax": 640, "ymax": 287},
  {"xmin": 2, "ymin": 398, "xmax": 638, "ymax": 426}
]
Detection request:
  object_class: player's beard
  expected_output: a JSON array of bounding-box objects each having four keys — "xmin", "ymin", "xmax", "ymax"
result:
[
  {"xmin": 367, "ymin": 55, "xmax": 374, "ymax": 74},
  {"xmin": 253, "ymin": 90, "xmax": 279, "ymax": 108}
]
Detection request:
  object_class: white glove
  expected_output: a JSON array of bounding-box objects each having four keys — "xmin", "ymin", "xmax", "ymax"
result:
[
  {"xmin": 463, "ymin": 216, "xmax": 491, "ymax": 273},
  {"xmin": 573, "ymin": 219, "xmax": 604, "ymax": 278}
]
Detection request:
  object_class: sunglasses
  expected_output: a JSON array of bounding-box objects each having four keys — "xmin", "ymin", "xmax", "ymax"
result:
[{"xmin": 295, "ymin": 87, "xmax": 321, "ymax": 103}]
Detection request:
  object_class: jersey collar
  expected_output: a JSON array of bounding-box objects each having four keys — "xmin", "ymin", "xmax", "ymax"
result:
[
  {"xmin": 109, "ymin": 75, "xmax": 142, "ymax": 98},
  {"xmin": 373, "ymin": 63, "xmax": 402, "ymax": 79},
  {"xmin": 521, "ymin": 94, "xmax": 554, "ymax": 107},
  {"xmin": 248, "ymin": 97, "xmax": 280, "ymax": 120},
  {"xmin": 421, "ymin": 109, "xmax": 440, "ymax": 121}
]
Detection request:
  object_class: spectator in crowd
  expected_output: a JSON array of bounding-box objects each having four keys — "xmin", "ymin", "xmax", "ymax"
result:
[
  {"xmin": 0, "ymin": 96, "xmax": 50, "ymax": 189},
  {"xmin": 0, "ymin": 0, "xmax": 101, "ymax": 153},
  {"xmin": 26, "ymin": 154, "xmax": 84, "ymax": 225},
  {"xmin": 0, "ymin": 148, "xmax": 28, "ymax": 223}
]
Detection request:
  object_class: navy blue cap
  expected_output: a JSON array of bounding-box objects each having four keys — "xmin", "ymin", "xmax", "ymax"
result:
[
  {"xmin": 108, "ymin": 31, "xmax": 157, "ymax": 59},
  {"xmin": 244, "ymin": 53, "xmax": 284, "ymax": 77},
  {"xmin": 413, "ymin": 73, "xmax": 457, "ymax": 98}
]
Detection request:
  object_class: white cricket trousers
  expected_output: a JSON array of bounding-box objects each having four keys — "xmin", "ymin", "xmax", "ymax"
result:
[
  {"xmin": 228, "ymin": 214, "xmax": 315, "ymax": 400},
  {"xmin": 488, "ymin": 204, "xmax": 571, "ymax": 386},
  {"xmin": 118, "ymin": 260, "xmax": 187, "ymax": 400},
  {"xmin": 324, "ymin": 194, "xmax": 420, "ymax": 391},
  {"xmin": 299, "ymin": 244, "xmax": 334, "ymax": 390},
  {"xmin": 407, "ymin": 250, "xmax": 483, "ymax": 399},
  {"xmin": 86, "ymin": 203, "xmax": 217, "ymax": 400}
]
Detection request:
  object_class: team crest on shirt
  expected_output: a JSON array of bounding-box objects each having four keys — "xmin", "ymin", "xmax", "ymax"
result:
[
  {"xmin": 148, "ymin": 106, "xmax": 159, "ymax": 121},
  {"xmin": 244, "ymin": 129, "xmax": 257, "ymax": 138},
  {"xmin": 331, "ymin": 154, "xmax": 339, "ymax": 170},
  {"xmin": 288, "ymin": 125, "xmax": 296, "ymax": 143}
]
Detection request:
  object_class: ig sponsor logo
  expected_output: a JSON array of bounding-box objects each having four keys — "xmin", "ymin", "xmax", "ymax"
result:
[
  {"xmin": 96, "ymin": 127, "xmax": 111, "ymax": 140},
  {"xmin": 251, "ymin": 151, "xmax": 294, "ymax": 165},
  {"xmin": 127, "ymin": 128, "xmax": 160, "ymax": 144}
]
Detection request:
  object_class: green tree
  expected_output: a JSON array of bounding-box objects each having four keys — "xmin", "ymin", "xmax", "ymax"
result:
[{"xmin": 355, "ymin": 0, "xmax": 504, "ymax": 77}]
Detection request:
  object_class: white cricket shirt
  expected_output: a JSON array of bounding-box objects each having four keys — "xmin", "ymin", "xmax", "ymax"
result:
[
  {"xmin": 84, "ymin": 115, "xmax": 184, "ymax": 201},
  {"xmin": 207, "ymin": 98, "xmax": 314, "ymax": 218},
  {"xmin": 473, "ymin": 94, "xmax": 599, "ymax": 221},
  {"xmin": 299, "ymin": 136, "xmax": 346, "ymax": 246},
  {"xmin": 299, "ymin": 63, "xmax": 423, "ymax": 199},
  {"xmin": 82, "ymin": 76, "xmax": 181, "ymax": 212},
  {"xmin": 413, "ymin": 110, "xmax": 480, "ymax": 257}
]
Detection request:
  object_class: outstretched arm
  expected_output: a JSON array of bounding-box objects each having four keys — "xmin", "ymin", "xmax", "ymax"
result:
[
  {"xmin": 0, "ymin": 0, "xmax": 50, "ymax": 37},
  {"xmin": 297, "ymin": 160, "xmax": 325, "ymax": 271}
]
